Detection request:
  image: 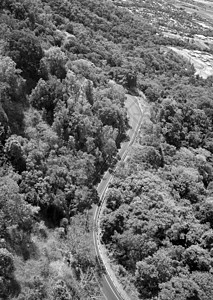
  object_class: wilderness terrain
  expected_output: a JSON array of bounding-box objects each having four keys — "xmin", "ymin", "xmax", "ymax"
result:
[{"xmin": 1, "ymin": 1, "xmax": 213, "ymax": 300}]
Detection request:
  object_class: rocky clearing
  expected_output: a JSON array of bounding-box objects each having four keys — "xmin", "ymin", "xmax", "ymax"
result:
[{"xmin": 168, "ymin": 46, "xmax": 213, "ymax": 78}]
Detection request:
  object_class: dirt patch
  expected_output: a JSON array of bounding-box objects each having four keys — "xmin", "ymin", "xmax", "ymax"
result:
[{"xmin": 169, "ymin": 46, "xmax": 213, "ymax": 78}]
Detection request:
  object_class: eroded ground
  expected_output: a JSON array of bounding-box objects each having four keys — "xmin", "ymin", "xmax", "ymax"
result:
[{"xmin": 169, "ymin": 46, "xmax": 213, "ymax": 78}]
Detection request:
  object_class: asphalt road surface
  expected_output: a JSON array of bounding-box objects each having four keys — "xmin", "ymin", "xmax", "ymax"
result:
[{"xmin": 94, "ymin": 94, "xmax": 144, "ymax": 300}]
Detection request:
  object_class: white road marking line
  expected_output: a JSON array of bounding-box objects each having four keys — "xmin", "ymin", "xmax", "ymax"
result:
[
  {"xmin": 104, "ymin": 275, "xmax": 121, "ymax": 300},
  {"xmin": 94, "ymin": 95, "xmax": 145, "ymax": 300}
]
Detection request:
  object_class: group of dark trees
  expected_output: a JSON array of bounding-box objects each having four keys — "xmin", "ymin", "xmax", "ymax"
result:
[
  {"xmin": 101, "ymin": 62, "xmax": 213, "ymax": 300},
  {"xmin": 0, "ymin": 0, "xmax": 133, "ymax": 298}
]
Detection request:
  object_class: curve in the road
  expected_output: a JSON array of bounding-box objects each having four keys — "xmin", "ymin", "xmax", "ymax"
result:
[{"xmin": 94, "ymin": 94, "xmax": 144, "ymax": 300}]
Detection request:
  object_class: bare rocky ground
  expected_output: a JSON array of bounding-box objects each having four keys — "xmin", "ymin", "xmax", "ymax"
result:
[{"xmin": 168, "ymin": 46, "xmax": 213, "ymax": 78}]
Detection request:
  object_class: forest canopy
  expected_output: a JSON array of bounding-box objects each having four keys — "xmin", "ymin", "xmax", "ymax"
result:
[{"xmin": 1, "ymin": 0, "xmax": 213, "ymax": 299}]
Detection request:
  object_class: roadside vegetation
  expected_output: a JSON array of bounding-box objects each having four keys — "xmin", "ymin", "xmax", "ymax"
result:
[{"xmin": 1, "ymin": 0, "xmax": 213, "ymax": 299}]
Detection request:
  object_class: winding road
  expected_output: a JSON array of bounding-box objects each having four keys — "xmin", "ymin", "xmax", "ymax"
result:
[{"xmin": 93, "ymin": 94, "xmax": 144, "ymax": 300}]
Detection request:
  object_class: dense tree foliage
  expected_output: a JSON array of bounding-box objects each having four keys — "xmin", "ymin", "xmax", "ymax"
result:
[
  {"xmin": 101, "ymin": 76, "xmax": 213, "ymax": 299},
  {"xmin": 1, "ymin": 0, "xmax": 213, "ymax": 299}
]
